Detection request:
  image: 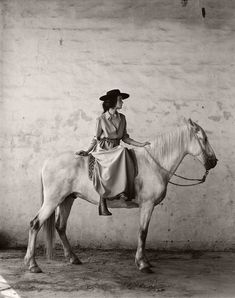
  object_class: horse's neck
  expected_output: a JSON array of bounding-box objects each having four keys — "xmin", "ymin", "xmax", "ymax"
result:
[{"xmin": 148, "ymin": 125, "xmax": 189, "ymax": 176}]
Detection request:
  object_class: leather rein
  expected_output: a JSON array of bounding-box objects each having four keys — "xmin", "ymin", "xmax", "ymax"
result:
[
  {"xmin": 144, "ymin": 129, "xmax": 209, "ymax": 187},
  {"xmin": 168, "ymin": 170, "xmax": 208, "ymax": 187}
]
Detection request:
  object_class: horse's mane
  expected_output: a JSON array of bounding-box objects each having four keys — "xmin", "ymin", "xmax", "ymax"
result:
[{"xmin": 147, "ymin": 124, "xmax": 191, "ymax": 163}]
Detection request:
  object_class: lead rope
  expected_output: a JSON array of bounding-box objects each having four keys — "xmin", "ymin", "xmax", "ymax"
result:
[{"xmin": 144, "ymin": 147, "xmax": 209, "ymax": 187}]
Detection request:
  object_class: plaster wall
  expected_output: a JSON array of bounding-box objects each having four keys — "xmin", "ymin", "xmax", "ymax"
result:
[{"xmin": 0, "ymin": 0, "xmax": 235, "ymax": 250}]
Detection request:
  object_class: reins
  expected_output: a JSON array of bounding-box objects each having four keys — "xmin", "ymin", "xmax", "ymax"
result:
[
  {"xmin": 168, "ymin": 170, "xmax": 208, "ymax": 186},
  {"xmin": 144, "ymin": 128, "xmax": 209, "ymax": 187}
]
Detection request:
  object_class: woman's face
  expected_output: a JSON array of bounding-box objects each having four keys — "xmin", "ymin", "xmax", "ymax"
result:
[{"xmin": 115, "ymin": 96, "xmax": 123, "ymax": 109}]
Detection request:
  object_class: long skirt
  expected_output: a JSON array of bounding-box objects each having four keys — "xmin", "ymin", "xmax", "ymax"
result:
[{"xmin": 91, "ymin": 145, "xmax": 136, "ymax": 199}]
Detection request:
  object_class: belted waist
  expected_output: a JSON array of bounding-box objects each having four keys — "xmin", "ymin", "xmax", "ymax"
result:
[
  {"xmin": 100, "ymin": 137, "xmax": 120, "ymax": 142},
  {"xmin": 98, "ymin": 137, "xmax": 121, "ymax": 148}
]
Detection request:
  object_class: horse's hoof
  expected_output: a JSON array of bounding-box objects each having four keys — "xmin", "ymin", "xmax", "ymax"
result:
[
  {"xmin": 29, "ymin": 266, "xmax": 43, "ymax": 273},
  {"xmin": 140, "ymin": 267, "xmax": 154, "ymax": 274},
  {"xmin": 70, "ymin": 257, "xmax": 82, "ymax": 265},
  {"xmin": 147, "ymin": 261, "xmax": 154, "ymax": 268}
]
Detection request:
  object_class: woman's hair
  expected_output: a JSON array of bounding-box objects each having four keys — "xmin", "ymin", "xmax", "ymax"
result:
[{"xmin": 102, "ymin": 97, "xmax": 118, "ymax": 113}]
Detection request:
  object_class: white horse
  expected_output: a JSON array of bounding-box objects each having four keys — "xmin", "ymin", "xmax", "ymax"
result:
[{"xmin": 24, "ymin": 119, "xmax": 217, "ymax": 273}]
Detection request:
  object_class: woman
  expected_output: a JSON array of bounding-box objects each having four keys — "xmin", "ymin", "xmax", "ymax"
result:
[{"xmin": 76, "ymin": 89, "xmax": 150, "ymax": 216}]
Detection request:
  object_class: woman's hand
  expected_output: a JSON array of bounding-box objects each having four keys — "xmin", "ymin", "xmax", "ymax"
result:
[
  {"xmin": 75, "ymin": 150, "xmax": 89, "ymax": 156},
  {"xmin": 143, "ymin": 141, "xmax": 151, "ymax": 147},
  {"xmin": 142, "ymin": 141, "xmax": 151, "ymax": 147}
]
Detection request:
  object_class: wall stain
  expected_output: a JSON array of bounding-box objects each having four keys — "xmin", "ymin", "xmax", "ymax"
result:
[
  {"xmin": 223, "ymin": 111, "xmax": 232, "ymax": 120},
  {"xmin": 80, "ymin": 110, "xmax": 92, "ymax": 122},
  {"xmin": 54, "ymin": 115, "xmax": 63, "ymax": 129},
  {"xmin": 208, "ymin": 116, "xmax": 221, "ymax": 122},
  {"xmin": 147, "ymin": 106, "xmax": 157, "ymax": 112},
  {"xmin": 66, "ymin": 110, "xmax": 92, "ymax": 127},
  {"xmin": 33, "ymin": 140, "xmax": 41, "ymax": 153},
  {"xmin": 216, "ymin": 101, "xmax": 223, "ymax": 111},
  {"xmin": 173, "ymin": 102, "xmax": 188, "ymax": 110}
]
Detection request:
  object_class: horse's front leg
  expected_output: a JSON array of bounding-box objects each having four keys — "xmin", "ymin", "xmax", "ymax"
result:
[{"xmin": 135, "ymin": 200, "xmax": 154, "ymax": 273}]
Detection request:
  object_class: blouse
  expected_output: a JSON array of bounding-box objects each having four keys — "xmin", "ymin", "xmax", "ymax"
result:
[{"xmin": 90, "ymin": 111, "xmax": 134, "ymax": 151}]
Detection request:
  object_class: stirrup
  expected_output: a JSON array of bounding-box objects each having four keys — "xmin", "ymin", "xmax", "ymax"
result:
[{"xmin": 119, "ymin": 193, "xmax": 131, "ymax": 201}]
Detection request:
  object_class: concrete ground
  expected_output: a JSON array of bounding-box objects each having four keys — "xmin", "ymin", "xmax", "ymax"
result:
[{"xmin": 0, "ymin": 248, "xmax": 235, "ymax": 298}]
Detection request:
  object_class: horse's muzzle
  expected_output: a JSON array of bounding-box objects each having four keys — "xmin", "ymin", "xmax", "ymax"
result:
[{"xmin": 205, "ymin": 156, "xmax": 218, "ymax": 170}]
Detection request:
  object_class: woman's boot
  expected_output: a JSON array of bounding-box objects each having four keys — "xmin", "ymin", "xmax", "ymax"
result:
[{"xmin": 99, "ymin": 197, "xmax": 112, "ymax": 216}]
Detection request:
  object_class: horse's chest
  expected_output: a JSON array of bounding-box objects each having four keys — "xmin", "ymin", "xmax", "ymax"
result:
[{"xmin": 135, "ymin": 173, "xmax": 166, "ymax": 198}]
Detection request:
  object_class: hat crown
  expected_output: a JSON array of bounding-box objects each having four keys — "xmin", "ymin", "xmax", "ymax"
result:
[
  {"xmin": 106, "ymin": 89, "xmax": 121, "ymax": 97},
  {"xmin": 99, "ymin": 89, "xmax": 129, "ymax": 101}
]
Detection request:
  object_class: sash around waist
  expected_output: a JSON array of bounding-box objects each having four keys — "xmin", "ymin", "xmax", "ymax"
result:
[
  {"xmin": 99, "ymin": 137, "xmax": 120, "ymax": 142},
  {"xmin": 98, "ymin": 137, "xmax": 121, "ymax": 148}
]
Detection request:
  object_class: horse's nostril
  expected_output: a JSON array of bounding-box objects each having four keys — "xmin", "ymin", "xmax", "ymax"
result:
[{"xmin": 211, "ymin": 158, "xmax": 217, "ymax": 168}]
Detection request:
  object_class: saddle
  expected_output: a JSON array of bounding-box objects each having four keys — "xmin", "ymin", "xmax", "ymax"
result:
[{"xmin": 88, "ymin": 149, "xmax": 138, "ymax": 181}]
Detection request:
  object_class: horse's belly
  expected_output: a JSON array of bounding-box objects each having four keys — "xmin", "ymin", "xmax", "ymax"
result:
[{"xmin": 107, "ymin": 199, "xmax": 139, "ymax": 209}]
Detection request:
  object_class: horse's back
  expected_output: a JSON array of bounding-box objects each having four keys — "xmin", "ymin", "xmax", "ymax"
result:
[
  {"xmin": 42, "ymin": 151, "xmax": 85, "ymax": 172},
  {"xmin": 42, "ymin": 151, "xmax": 89, "ymax": 189}
]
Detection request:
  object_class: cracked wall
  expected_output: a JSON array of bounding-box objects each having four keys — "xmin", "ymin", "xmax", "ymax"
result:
[{"xmin": 0, "ymin": 0, "xmax": 235, "ymax": 250}]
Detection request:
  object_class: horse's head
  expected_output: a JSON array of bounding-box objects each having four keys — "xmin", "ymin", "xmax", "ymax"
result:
[{"xmin": 187, "ymin": 119, "xmax": 218, "ymax": 170}]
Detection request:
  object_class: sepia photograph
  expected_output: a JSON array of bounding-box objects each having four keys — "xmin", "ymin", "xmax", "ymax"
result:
[{"xmin": 0, "ymin": 0, "xmax": 234, "ymax": 297}]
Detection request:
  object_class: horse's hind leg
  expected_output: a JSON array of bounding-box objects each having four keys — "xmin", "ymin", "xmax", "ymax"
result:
[
  {"xmin": 56, "ymin": 195, "xmax": 82, "ymax": 265},
  {"xmin": 24, "ymin": 202, "xmax": 57, "ymax": 273}
]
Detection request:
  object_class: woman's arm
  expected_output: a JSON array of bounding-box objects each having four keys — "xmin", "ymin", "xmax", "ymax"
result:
[
  {"xmin": 122, "ymin": 117, "xmax": 150, "ymax": 147},
  {"xmin": 123, "ymin": 137, "xmax": 150, "ymax": 147}
]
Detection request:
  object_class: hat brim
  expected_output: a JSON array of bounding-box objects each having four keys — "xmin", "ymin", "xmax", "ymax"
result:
[{"xmin": 99, "ymin": 93, "xmax": 129, "ymax": 101}]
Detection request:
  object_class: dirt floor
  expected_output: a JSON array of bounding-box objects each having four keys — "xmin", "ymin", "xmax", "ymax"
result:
[{"xmin": 0, "ymin": 248, "xmax": 235, "ymax": 298}]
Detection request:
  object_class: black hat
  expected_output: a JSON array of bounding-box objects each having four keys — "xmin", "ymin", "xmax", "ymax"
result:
[{"xmin": 99, "ymin": 89, "xmax": 129, "ymax": 101}]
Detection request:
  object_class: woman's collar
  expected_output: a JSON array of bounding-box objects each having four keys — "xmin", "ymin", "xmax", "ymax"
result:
[{"xmin": 105, "ymin": 110, "xmax": 119, "ymax": 120}]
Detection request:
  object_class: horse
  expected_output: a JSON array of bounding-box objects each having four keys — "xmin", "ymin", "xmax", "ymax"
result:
[{"xmin": 24, "ymin": 119, "xmax": 217, "ymax": 273}]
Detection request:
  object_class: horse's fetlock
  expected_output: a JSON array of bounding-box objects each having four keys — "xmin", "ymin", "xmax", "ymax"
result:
[
  {"xmin": 24, "ymin": 255, "xmax": 30, "ymax": 266},
  {"xmin": 55, "ymin": 225, "xmax": 66, "ymax": 234},
  {"xmin": 139, "ymin": 260, "xmax": 149, "ymax": 270}
]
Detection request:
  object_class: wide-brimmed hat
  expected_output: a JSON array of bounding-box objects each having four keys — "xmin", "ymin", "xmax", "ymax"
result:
[{"xmin": 99, "ymin": 89, "xmax": 129, "ymax": 101}]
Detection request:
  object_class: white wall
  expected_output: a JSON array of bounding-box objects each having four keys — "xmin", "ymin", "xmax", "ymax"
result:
[{"xmin": 0, "ymin": 0, "xmax": 235, "ymax": 250}]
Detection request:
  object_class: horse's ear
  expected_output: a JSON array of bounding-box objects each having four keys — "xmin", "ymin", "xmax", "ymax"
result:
[
  {"xmin": 188, "ymin": 118, "xmax": 200, "ymax": 132},
  {"xmin": 188, "ymin": 118, "xmax": 194, "ymax": 126}
]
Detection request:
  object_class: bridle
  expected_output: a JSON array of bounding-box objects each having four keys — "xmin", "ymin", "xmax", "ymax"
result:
[{"xmin": 144, "ymin": 128, "xmax": 210, "ymax": 187}]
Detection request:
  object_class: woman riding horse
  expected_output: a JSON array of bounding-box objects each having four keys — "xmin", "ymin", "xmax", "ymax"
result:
[
  {"xmin": 24, "ymin": 116, "xmax": 217, "ymax": 273},
  {"xmin": 76, "ymin": 89, "xmax": 150, "ymax": 216}
]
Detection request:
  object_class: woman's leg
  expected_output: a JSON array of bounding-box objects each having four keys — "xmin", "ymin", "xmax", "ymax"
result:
[{"xmin": 98, "ymin": 196, "xmax": 112, "ymax": 216}]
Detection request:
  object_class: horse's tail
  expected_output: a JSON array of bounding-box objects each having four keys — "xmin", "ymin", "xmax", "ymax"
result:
[{"xmin": 41, "ymin": 173, "xmax": 55, "ymax": 260}]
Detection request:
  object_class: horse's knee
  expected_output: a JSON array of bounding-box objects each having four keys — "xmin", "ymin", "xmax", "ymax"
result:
[{"xmin": 30, "ymin": 216, "xmax": 40, "ymax": 231}]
